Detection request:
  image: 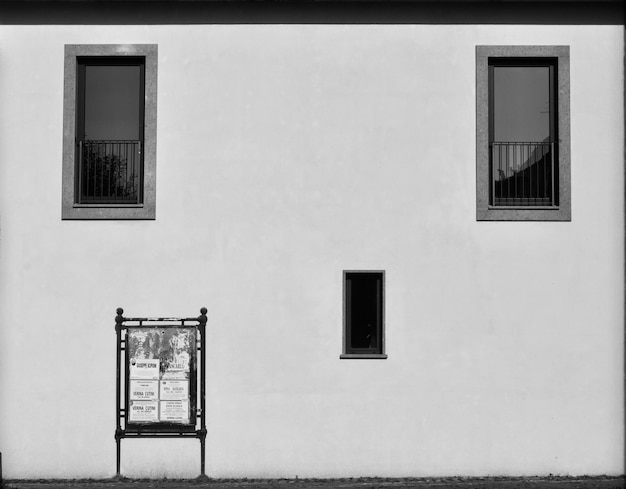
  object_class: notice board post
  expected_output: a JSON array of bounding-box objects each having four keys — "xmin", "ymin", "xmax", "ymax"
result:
[{"xmin": 115, "ymin": 307, "xmax": 208, "ymax": 477}]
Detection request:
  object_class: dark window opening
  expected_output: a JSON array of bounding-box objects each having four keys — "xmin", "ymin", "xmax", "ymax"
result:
[
  {"xmin": 488, "ymin": 58, "xmax": 558, "ymax": 208},
  {"xmin": 344, "ymin": 272, "xmax": 384, "ymax": 355},
  {"xmin": 75, "ymin": 57, "xmax": 145, "ymax": 205}
]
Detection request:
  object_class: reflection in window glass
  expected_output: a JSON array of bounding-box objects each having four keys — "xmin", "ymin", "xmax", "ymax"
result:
[
  {"xmin": 493, "ymin": 67, "xmax": 551, "ymax": 143},
  {"xmin": 490, "ymin": 62, "xmax": 557, "ymax": 207},
  {"xmin": 84, "ymin": 65, "xmax": 141, "ymax": 141}
]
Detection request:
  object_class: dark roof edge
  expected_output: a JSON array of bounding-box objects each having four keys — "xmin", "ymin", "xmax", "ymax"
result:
[
  {"xmin": 3, "ymin": 0, "xmax": 623, "ymax": 2},
  {"xmin": 0, "ymin": 1, "xmax": 623, "ymax": 25}
]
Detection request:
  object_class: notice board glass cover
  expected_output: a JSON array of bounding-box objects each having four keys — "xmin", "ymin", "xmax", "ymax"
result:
[{"xmin": 125, "ymin": 327, "xmax": 197, "ymax": 430}]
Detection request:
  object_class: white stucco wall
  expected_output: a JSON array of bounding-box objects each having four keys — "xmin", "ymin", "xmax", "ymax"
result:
[{"xmin": 0, "ymin": 24, "xmax": 623, "ymax": 479}]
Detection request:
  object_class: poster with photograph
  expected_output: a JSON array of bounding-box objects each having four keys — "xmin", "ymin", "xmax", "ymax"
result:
[{"xmin": 127, "ymin": 328, "xmax": 195, "ymax": 380}]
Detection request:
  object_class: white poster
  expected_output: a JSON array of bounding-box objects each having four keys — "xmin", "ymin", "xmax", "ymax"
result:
[
  {"xmin": 160, "ymin": 400, "xmax": 189, "ymax": 423},
  {"xmin": 130, "ymin": 380, "xmax": 159, "ymax": 400},
  {"xmin": 129, "ymin": 400, "xmax": 159, "ymax": 422},
  {"xmin": 129, "ymin": 358, "xmax": 160, "ymax": 380},
  {"xmin": 160, "ymin": 380, "xmax": 189, "ymax": 401},
  {"xmin": 161, "ymin": 354, "xmax": 191, "ymax": 380}
]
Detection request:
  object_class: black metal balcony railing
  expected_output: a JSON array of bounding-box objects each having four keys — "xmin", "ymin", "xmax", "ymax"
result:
[
  {"xmin": 77, "ymin": 140, "xmax": 142, "ymax": 205},
  {"xmin": 491, "ymin": 141, "xmax": 556, "ymax": 207}
]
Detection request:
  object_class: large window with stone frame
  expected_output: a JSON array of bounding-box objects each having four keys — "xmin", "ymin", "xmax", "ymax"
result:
[
  {"xmin": 62, "ymin": 44, "xmax": 157, "ymax": 220},
  {"xmin": 476, "ymin": 46, "xmax": 570, "ymax": 221}
]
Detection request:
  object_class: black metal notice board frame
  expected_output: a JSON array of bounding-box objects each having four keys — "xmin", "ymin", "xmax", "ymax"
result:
[{"xmin": 115, "ymin": 307, "xmax": 208, "ymax": 477}]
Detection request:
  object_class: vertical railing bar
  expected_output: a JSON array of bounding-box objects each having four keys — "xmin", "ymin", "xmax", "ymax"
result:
[
  {"xmin": 84, "ymin": 141, "xmax": 89, "ymax": 201},
  {"xmin": 513, "ymin": 143, "xmax": 517, "ymax": 202},
  {"xmin": 533, "ymin": 143, "xmax": 536, "ymax": 203},
  {"xmin": 525, "ymin": 144, "xmax": 528, "ymax": 203},
  {"xmin": 108, "ymin": 141, "xmax": 111, "ymax": 199},
  {"xmin": 109, "ymin": 142, "xmax": 112, "ymax": 198},
  {"xmin": 106, "ymin": 142, "xmax": 110, "ymax": 199},
  {"xmin": 112, "ymin": 142, "xmax": 116, "ymax": 200},
  {"xmin": 93, "ymin": 141, "xmax": 96, "ymax": 198},
  {"xmin": 115, "ymin": 142, "xmax": 119, "ymax": 200},
  {"xmin": 119, "ymin": 142, "xmax": 122, "ymax": 199},
  {"xmin": 530, "ymin": 143, "xmax": 533, "ymax": 204},
  {"xmin": 125, "ymin": 142, "xmax": 129, "ymax": 199},
  {"xmin": 133, "ymin": 142, "xmax": 137, "ymax": 201},
  {"xmin": 541, "ymin": 143, "xmax": 549, "ymax": 203},
  {"xmin": 506, "ymin": 143, "xmax": 510, "ymax": 204},
  {"xmin": 536, "ymin": 142, "xmax": 540, "ymax": 204},
  {"xmin": 128, "ymin": 142, "xmax": 131, "ymax": 200},
  {"xmin": 125, "ymin": 142, "xmax": 129, "ymax": 200},
  {"xmin": 528, "ymin": 143, "xmax": 532, "ymax": 203},
  {"xmin": 99, "ymin": 143, "xmax": 103, "ymax": 199},
  {"xmin": 107, "ymin": 142, "xmax": 111, "ymax": 199},
  {"xmin": 509, "ymin": 144, "xmax": 513, "ymax": 205},
  {"xmin": 505, "ymin": 144, "xmax": 515, "ymax": 204},
  {"xmin": 541, "ymin": 143, "xmax": 548, "ymax": 200},
  {"xmin": 516, "ymin": 144, "xmax": 526, "ymax": 203},
  {"xmin": 137, "ymin": 140, "xmax": 140, "ymax": 201},
  {"xmin": 127, "ymin": 141, "xmax": 131, "ymax": 200},
  {"xmin": 519, "ymin": 144, "xmax": 522, "ymax": 204},
  {"xmin": 119, "ymin": 142, "xmax": 121, "ymax": 201},
  {"xmin": 550, "ymin": 142, "xmax": 556, "ymax": 205},
  {"xmin": 78, "ymin": 140, "xmax": 83, "ymax": 204},
  {"xmin": 112, "ymin": 143, "xmax": 116, "ymax": 200},
  {"xmin": 91, "ymin": 142, "xmax": 96, "ymax": 199},
  {"xmin": 491, "ymin": 144, "xmax": 495, "ymax": 206},
  {"xmin": 127, "ymin": 142, "xmax": 131, "ymax": 200},
  {"xmin": 122, "ymin": 141, "xmax": 125, "ymax": 200},
  {"xmin": 520, "ymin": 143, "xmax": 524, "ymax": 203},
  {"xmin": 499, "ymin": 143, "xmax": 503, "ymax": 204},
  {"xmin": 494, "ymin": 143, "xmax": 498, "ymax": 204},
  {"xmin": 94, "ymin": 145, "xmax": 101, "ymax": 197}
]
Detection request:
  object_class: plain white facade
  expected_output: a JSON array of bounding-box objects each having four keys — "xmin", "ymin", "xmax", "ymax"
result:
[{"xmin": 0, "ymin": 22, "xmax": 623, "ymax": 478}]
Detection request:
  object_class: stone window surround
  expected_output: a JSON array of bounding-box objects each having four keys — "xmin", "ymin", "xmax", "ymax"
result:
[
  {"xmin": 476, "ymin": 45, "xmax": 571, "ymax": 222},
  {"xmin": 62, "ymin": 44, "xmax": 157, "ymax": 220}
]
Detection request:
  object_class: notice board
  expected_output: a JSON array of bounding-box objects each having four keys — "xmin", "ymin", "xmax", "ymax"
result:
[
  {"xmin": 126, "ymin": 327, "xmax": 197, "ymax": 428},
  {"xmin": 115, "ymin": 308, "xmax": 208, "ymax": 477}
]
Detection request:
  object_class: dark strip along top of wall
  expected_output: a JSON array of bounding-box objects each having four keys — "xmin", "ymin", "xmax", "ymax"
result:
[{"xmin": 0, "ymin": 1, "xmax": 623, "ymax": 25}]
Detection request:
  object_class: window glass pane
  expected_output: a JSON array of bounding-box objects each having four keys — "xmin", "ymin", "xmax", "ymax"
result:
[
  {"xmin": 84, "ymin": 65, "xmax": 141, "ymax": 141},
  {"xmin": 493, "ymin": 66, "xmax": 550, "ymax": 143},
  {"xmin": 348, "ymin": 274, "xmax": 380, "ymax": 350}
]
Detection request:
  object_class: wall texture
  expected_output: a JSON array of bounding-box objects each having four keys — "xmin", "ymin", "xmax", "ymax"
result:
[{"xmin": 0, "ymin": 24, "xmax": 623, "ymax": 478}]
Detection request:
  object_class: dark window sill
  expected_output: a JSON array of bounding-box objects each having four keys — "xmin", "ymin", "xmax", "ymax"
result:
[
  {"xmin": 73, "ymin": 204, "xmax": 144, "ymax": 208},
  {"xmin": 340, "ymin": 354, "xmax": 387, "ymax": 360}
]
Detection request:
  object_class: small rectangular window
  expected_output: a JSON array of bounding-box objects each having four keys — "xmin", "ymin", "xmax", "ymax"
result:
[
  {"xmin": 476, "ymin": 46, "xmax": 570, "ymax": 221},
  {"xmin": 62, "ymin": 45, "xmax": 157, "ymax": 220},
  {"xmin": 341, "ymin": 271, "xmax": 387, "ymax": 359}
]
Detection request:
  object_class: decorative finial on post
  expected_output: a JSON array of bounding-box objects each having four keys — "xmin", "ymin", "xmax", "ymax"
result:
[
  {"xmin": 115, "ymin": 308, "xmax": 124, "ymax": 331},
  {"xmin": 199, "ymin": 307, "xmax": 208, "ymax": 326}
]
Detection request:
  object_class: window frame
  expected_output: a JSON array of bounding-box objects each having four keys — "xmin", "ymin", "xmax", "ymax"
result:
[
  {"xmin": 62, "ymin": 44, "xmax": 157, "ymax": 220},
  {"xmin": 340, "ymin": 270, "xmax": 387, "ymax": 360},
  {"xmin": 476, "ymin": 45, "xmax": 570, "ymax": 221}
]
